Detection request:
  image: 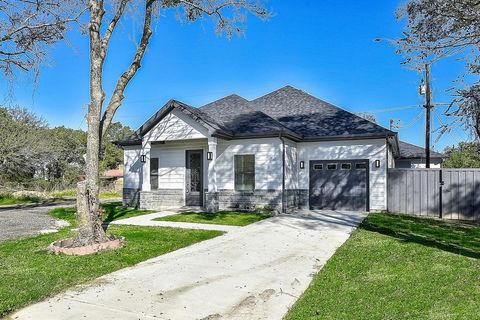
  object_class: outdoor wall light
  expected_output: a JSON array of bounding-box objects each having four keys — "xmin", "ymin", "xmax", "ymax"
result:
[
  {"xmin": 299, "ymin": 161, "xmax": 305, "ymax": 169},
  {"xmin": 140, "ymin": 154, "xmax": 146, "ymax": 163},
  {"xmin": 207, "ymin": 152, "xmax": 213, "ymax": 160},
  {"xmin": 375, "ymin": 160, "xmax": 381, "ymax": 168}
]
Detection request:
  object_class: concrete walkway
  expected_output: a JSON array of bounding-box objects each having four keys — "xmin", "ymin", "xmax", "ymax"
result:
[
  {"xmin": 11, "ymin": 210, "xmax": 368, "ymax": 320},
  {"xmin": 110, "ymin": 211, "xmax": 241, "ymax": 232}
]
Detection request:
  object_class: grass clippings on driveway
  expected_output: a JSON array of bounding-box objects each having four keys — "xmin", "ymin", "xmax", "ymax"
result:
[
  {"xmin": 155, "ymin": 211, "xmax": 272, "ymax": 226},
  {"xmin": 286, "ymin": 212, "xmax": 480, "ymax": 320},
  {"xmin": 0, "ymin": 208, "xmax": 222, "ymax": 317}
]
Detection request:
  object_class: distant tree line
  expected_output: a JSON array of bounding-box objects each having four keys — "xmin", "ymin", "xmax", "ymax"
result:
[
  {"xmin": 443, "ymin": 141, "xmax": 480, "ymax": 169},
  {"xmin": 0, "ymin": 106, "xmax": 132, "ymax": 191}
]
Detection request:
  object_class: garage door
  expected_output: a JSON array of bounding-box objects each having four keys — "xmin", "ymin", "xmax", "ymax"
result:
[{"xmin": 309, "ymin": 160, "xmax": 369, "ymax": 211}]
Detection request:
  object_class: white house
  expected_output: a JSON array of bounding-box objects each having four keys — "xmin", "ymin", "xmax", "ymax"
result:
[
  {"xmin": 395, "ymin": 141, "xmax": 444, "ymax": 168},
  {"xmin": 119, "ymin": 86, "xmax": 401, "ymax": 213}
]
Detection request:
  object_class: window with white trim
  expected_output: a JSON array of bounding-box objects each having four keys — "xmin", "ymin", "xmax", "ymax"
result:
[{"xmin": 234, "ymin": 155, "xmax": 255, "ymax": 191}]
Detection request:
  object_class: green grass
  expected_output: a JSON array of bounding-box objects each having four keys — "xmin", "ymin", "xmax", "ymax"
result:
[
  {"xmin": 0, "ymin": 193, "xmax": 41, "ymax": 205},
  {"xmin": 49, "ymin": 207, "xmax": 77, "ymax": 225},
  {"xmin": 49, "ymin": 189, "xmax": 76, "ymax": 198},
  {"xmin": 0, "ymin": 190, "xmax": 121, "ymax": 206},
  {"xmin": 154, "ymin": 211, "xmax": 272, "ymax": 226},
  {"xmin": 49, "ymin": 202, "xmax": 153, "ymax": 225},
  {"xmin": 99, "ymin": 190, "xmax": 122, "ymax": 199},
  {"xmin": 285, "ymin": 212, "xmax": 480, "ymax": 320},
  {"xmin": 0, "ymin": 222, "xmax": 222, "ymax": 317},
  {"xmin": 49, "ymin": 189, "xmax": 121, "ymax": 199},
  {"xmin": 102, "ymin": 202, "xmax": 154, "ymax": 222}
]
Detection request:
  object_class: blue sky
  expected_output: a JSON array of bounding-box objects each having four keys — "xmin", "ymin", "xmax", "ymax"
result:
[{"xmin": 1, "ymin": 0, "xmax": 472, "ymax": 151}]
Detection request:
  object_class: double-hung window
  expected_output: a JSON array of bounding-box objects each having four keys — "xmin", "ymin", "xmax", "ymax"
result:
[{"xmin": 234, "ymin": 155, "xmax": 255, "ymax": 191}]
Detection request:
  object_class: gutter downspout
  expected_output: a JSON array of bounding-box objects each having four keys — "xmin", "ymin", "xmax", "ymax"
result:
[{"xmin": 279, "ymin": 132, "xmax": 286, "ymax": 214}]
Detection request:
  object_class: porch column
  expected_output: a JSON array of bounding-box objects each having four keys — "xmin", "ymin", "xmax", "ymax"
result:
[
  {"xmin": 141, "ymin": 142, "xmax": 151, "ymax": 192},
  {"xmin": 206, "ymin": 136, "xmax": 218, "ymax": 212},
  {"xmin": 208, "ymin": 137, "xmax": 217, "ymax": 192}
]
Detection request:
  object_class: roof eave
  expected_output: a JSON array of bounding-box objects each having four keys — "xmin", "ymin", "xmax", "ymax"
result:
[
  {"xmin": 212, "ymin": 130, "xmax": 302, "ymax": 142},
  {"xmin": 116, "ymin": 139, "xmax": 142, "ymax": 147},
  {"xmin": 302, "ymin": 133, "xmax": 395, "ymax": 142}
]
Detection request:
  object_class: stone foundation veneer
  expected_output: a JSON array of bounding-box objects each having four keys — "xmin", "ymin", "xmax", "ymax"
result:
[
  {"xmin": 207, "ymin": 189, "xmax": 309, "ymax": 213},
  {"xmin": 139, "ymin": 189, "xmax": 184, "ymax": 209},
  {"xmin": 124, "ymin": 188, "xmax": 310, "ymax": 212},
  {"xmin": 123, "ymin": 188, "xmax": 141, "ymax": 208}
]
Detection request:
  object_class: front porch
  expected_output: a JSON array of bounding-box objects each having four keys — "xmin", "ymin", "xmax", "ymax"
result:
[
  {"xmin": 138, "ymin": 137, "xmax": 216, "ymax": 209},
  {"xmin": 135, "ymin": 134, "xmax": 302, "ymax": 213}
]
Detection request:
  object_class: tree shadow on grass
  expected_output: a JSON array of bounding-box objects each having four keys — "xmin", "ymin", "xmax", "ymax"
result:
[
  {"xmin": 361, "ymin": 213, "xmax": 480, "ymax": 259},
  {"xmin": 102, "ymin": 202, "xmax": 151, "ymax": 224}
]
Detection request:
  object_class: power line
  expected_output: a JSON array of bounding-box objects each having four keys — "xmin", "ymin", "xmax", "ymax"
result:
[
  {"xmin": 432, "ymin": 108, "xmax": 464, "ymax": 146},
  {"xmin": 391, "ymin": 110, "xmax": 424, "ymax": 130},
  {"xmin": 363, "ymin": 105, "xmax": 422, "ymax": 113},
  {"xmin": 363, "ymin": 102, "xmax": 451, "ymax": 114}
]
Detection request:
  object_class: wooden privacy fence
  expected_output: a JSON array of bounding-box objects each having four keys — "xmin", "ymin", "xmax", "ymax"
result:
[{"xmin": 387, "ymin": 168, "xmax": 480, "ymax": 222}]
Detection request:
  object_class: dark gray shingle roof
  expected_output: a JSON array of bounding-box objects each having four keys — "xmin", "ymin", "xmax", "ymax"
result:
[
  {"xmin": 249, "ymin": 86, "xmax": 395, "ymax": 139},
  {"xmin": 398, "ymin": 141, "xmax": 444, "ymax": 159},
  {"xmin": 119, "ymin": 85, "xmax": 397, "ymax": 146},
  {"xmin": 199, "ymin": 94, "xmax": 301, "ymax": 139}
]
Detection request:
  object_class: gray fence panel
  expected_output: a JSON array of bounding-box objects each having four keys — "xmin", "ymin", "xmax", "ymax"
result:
[{"xmin": 387, "ymin": 168, "xmax": 480, "ymax": 222}]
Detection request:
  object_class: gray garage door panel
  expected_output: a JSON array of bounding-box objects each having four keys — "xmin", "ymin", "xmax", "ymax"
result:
[{"xmin": 309, "ymin": 160, "xmax": 369, "ymax": 211}]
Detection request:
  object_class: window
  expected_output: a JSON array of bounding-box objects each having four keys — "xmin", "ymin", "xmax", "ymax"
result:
[
  {"xmin": 150, "ymin": 158, "xmax": 159, "ymax": 190},
  {"xmin": 355, "ymin": 162, "xmax": 367, "ymax": 170},
  {"xmin": 327, "ymin": 163, "xmax": 337, "ymax": 170},
  {"xmin": 313, "ymin": 164, "xmax": 323, "ymax": 170},
  {"xmin": 341, "ymin": 163, "xmax": 352, "ymax": 170},
  {"xmin": 235, "ymin": 155, "xmax": 255, "ymax": 191}
]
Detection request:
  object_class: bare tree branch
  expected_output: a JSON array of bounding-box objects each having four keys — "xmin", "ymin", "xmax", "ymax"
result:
[
  {"xmin": 100, "ymin": 0, "xmax": 154, "ymax": 138},
  {"xmin": 396, "ymin": 0, "xmax": 480, "ymax": 140},
  {"xmin": 0, "ymin": 0, "xmax": 86, "ymax": 79},
  {"xmin": 101, "ymin": 0, "xmax": 130, "ymax": 58}
]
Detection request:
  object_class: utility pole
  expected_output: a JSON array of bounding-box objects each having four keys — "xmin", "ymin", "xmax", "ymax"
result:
[{"xmin": 424, "ymin": 63, "xmax": 432, "ymax": 168}]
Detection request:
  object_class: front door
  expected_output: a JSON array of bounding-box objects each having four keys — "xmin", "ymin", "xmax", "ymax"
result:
[{"xmin": 185, "ymin": 150, "xmax": 203, "ymax": 206}]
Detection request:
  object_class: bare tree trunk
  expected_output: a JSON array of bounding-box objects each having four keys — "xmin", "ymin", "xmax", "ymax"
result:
[
  {"xmin": 74, "ymin": 0, "xmax": 109, "ymax": 245},
  {"xmin": 71, "ymin": 0, "xmax": 264, "ymax": 246}
]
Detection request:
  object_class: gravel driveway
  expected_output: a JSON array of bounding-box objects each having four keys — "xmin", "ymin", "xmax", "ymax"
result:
[{"xmin": 0, "ymin": 200, "xmax": 75, "ymax": 242}]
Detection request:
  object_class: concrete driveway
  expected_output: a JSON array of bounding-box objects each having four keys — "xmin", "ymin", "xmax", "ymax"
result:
[{"xmin": 11, "ymin": 210, "xmax": 367, "ymax": 320}]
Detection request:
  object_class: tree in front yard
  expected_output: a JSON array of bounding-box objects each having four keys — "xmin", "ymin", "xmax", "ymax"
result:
[
  {"xmin": 77, "ymin": 0, "xmax": 270, "ymax": 246},
  {"xmin": 396, "ymin": 0, "xmax": 480, "ymax": 139}
]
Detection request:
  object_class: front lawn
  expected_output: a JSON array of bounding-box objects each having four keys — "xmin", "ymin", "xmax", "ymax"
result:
[
  {"xmin": 0, "ymin": 193, "xmax": 41, "ymax": 205},
  {"xmin": 155, "ymin": 211, "xmax": 272, "ymax": 226},
  {"xmin": 0, "ymin": 223, "xmax": 222, "ymax": 317},
  {"xmin": 0, "ymin": 190, "xmax": 121, "ymax": 206},
  {"xmin": 49, "ymin": 202, "xmax": 153, "ymax": 225},
  {"xmin": 286, "ymin": 212, "xmax": 480, "ymax": 320},
  {"xmin": 102, "ymin": 202, "xmax": 154, "ymax": 222},
  {"xmin": 50, "ymin": 189, "xmax": 121, "ymax": 199}
]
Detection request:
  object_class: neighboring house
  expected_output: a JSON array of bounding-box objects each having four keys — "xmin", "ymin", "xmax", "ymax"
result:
[
  {"xmin": 396, "ymin": 141, "xmax": 444, "ymax": 168},
  {"xmin": 119, "ymin": 86, "xmax": 400, "ymax": 212},
  {"xmin": 101, "ymin": 166, "xmax": 124, "ymax": 192}
]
